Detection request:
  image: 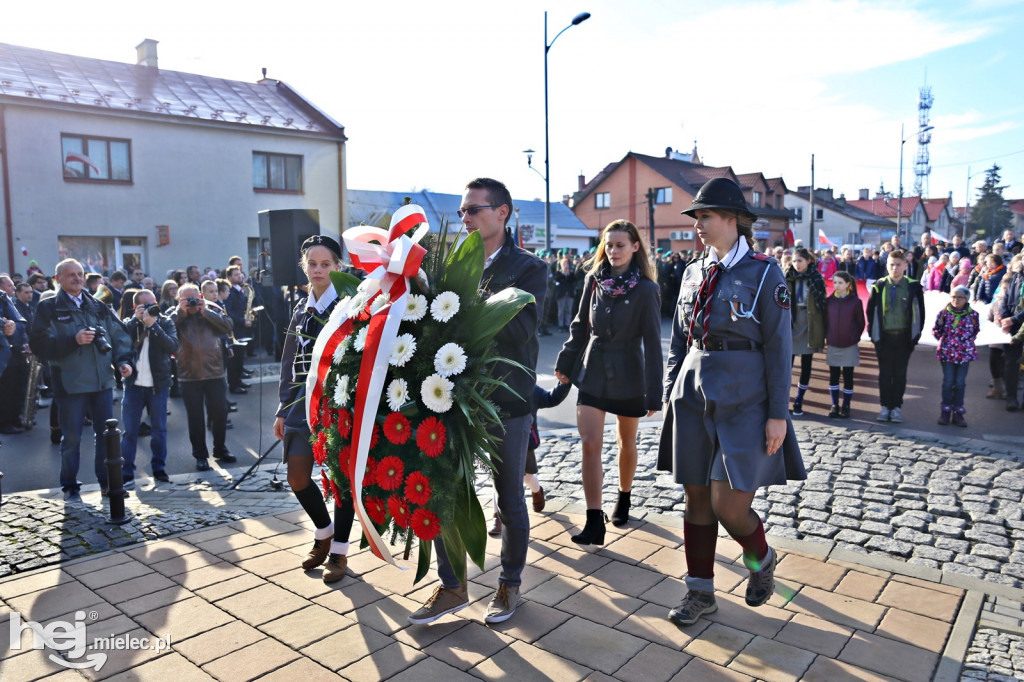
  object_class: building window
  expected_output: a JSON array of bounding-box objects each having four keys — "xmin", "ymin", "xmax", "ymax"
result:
[
  {"xmin": 253, "ymin": 152, "xmax": 303, "ymax": 192},
  {"xmin": 62, "ymin": 134, "xmax": 132, "ymax": 182},
  {"xmin": 752, "ymin": 191, "xmax": 761, "ymax": 208},
  {"xmin": 655, "ymin": 187, "xmax": 673, "ymax": 204},
  {"xmin": 775, "ymin": 195, "xmax": 781, "ymax": 209},
  {"xmin": 815, "ymin": 208, "xmax": 824, "ymax": 221},
  {"xmin": 793, "ymin": 207, "xmax": 803, "ymax": 222},
  {"xmin": 595, "ymin": 192, "xmax": 610, "ymax": 209}
]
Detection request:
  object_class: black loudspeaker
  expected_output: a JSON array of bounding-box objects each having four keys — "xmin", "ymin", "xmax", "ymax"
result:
[{"xmin": 257, "ymin": 209, "xmax": 321, "ymax": 287}]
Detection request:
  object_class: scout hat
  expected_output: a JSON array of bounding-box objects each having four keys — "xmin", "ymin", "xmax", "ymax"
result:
[{"xmin": 682, "ymin": 178, "xmax": 757, "ymax": 222}]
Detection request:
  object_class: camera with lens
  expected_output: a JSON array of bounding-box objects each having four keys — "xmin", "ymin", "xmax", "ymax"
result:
[
  {"xmin": 146, "ymin": 304, "xmax": 161, "ymax": 317},
  {"xmin": 185, "ymin": 297, "xmax": 201, "ymax": 308},
  {"xmin": 88, "ymin": 326, "xmax": 112, "ymax": 354}
]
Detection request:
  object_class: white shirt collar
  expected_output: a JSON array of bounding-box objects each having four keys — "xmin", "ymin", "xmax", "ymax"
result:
[
  {"xmin": 708, "ymin": 238, "xmax": 749, "ymax": 270},
  {"xmin": 306, "ymin": 285, "xmax": 338, "ymax": 314}
]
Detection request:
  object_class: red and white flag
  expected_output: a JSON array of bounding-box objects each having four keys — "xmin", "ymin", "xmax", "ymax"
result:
[
  {"xmin": 64, "ymin": 152, "xmax": 99, "ymax": 175},
  {"xmin": 817, "ymin": 231, "xmax": 837, "ymax": 247}
]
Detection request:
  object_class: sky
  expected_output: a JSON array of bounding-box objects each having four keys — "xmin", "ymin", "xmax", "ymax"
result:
[{"xmin": 5, "ymin": 0, "xmax": 1023, "ymax": 209}]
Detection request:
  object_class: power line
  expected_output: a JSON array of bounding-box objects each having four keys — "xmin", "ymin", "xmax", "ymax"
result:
[{"xmin": 855, "ymin": 147, "xmax": 1024, "ymax": 171}]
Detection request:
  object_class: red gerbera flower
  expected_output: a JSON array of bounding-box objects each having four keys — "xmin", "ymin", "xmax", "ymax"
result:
[
  {"xmin": 320, "ymin": 405, "xmax": 334, "ymax": 430},
  {"xmin": 309, "ymin": 404, "xmax": 321, "ymax": 429},
  {"xmin": 383, "ymin": 412, "xmax": 412, "ymax": 445},
  {"xmin": 410, "ymin": 507, "xmax": 441, "ymax": 541},
  {"xmin": 321, "ymin": 470, "xmax": 330, "ymax": 498},
  {"xmin": 365, "ymin": 496, "xmax": 387, "ymax": 525},
  {"xmin": 330, "ymin": 479, "xmax": 341, "ymax": 507},
  {"xmin": 387, "ymin": 495, "xmax": 411, "ymax": 528},
  {"xmin": 370, "ymin": 422, "xmax": 381, "ymax": 450},
  {"xmin": 338, "ymin": 444, "xmax": 352, "ymax": 472},
  {"xmin": 361, "ymin": 456, "xmax": 378, "ymax": 487},
  {"xmin": 336, "ymin": 409, "xmax": 352, "ymax": 439},
  {"xmin": 376, "ymin": 456, "xmax": 404, "ymax": 491},
  {"xmin": 312, "ymin": 430, "xmax": 328, "ymax": 465},
  {"xmin": 416, "ymin": 417, "xmax": 447, "ymax": 458},
  {"xmin": 404, "ymin": 471, "xmax": 432, "ymax": 506}
]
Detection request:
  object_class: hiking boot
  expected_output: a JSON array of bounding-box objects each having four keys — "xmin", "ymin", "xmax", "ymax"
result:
[
  {"xmin": 839, "ymin": 405, "xmax": 851, "ymax": 418},
  {"xmin": 889, "ymin": 407, "xmax": 903, "ymax": 423},
  {"xmin": 987, "ymin": 378, "xmax": 1005, "ymax": 399},
  {"xmin": 532, "ymin": 487, "xmax": 546, "ymax": 513},
  {"xmin": 745, "ymin": 548, "xmax": 777, "ymax": 607},
  {"xmin": 937, "ymin": 405, "xmax": 952, "ymax": 426},
  {"xmin": 322, "ymin": 554, "xmax": 347, "ymax": 583},
  {"xmin": 484, "ymin": 583, "xmax": 521, "ymax": 624},
  {"xmin": 301, "ymin": 537, "xmax": 333, "ymax": 570},
  {"xmin": 875, "ymin": 407, "xmax": 890, "ymax": 422},
  {"xmin": 828, "ymin": 405, "xmax": 841, "ymax": 418},
  {"xmin": 952, "ymin": 407, "xmax": 968, "ymax": 428},
  {"xmin": 668, "ymin": 590, "xmax": 717, "ymax": 626},
  {"xmin": 488, "ymin": 514, "xmax": 502, "ymax": 537},
  {"xmin": 407, "ymin": 584, "xmax": 469, "ymax": 625}
]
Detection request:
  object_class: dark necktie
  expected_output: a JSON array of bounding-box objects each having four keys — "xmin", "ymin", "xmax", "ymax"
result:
[{"xmin": 689, "ymin": 263, "xmax": 722, "ymax": 347}]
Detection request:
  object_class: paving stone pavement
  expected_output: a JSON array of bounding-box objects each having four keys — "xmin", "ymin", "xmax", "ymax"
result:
[{"xmin": 1, "ymin": 420, "xmax": 1022, "ymax": 679}]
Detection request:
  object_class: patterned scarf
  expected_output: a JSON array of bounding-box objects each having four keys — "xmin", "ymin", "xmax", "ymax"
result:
[
  {"xmin": 688, "ymin": 262, "xmax": 722, "ymax": 347},
  {"xmin": 944, "ymin": 303, "xmax": 971, "ymax": 328},
  {"xmin": 597, "ymin": 264, "xmax": 641, "ymax": 298}
]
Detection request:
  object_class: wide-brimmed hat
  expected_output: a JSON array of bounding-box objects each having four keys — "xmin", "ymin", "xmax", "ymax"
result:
[{"xmin": 681, "ymin": 178, "xmax": 757, "ymax": 222}]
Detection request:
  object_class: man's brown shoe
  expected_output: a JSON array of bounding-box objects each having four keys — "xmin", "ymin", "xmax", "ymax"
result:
[
  {"xmin": 532, "ymin": 487, "xmax": 546, "ymax": 513},
  {"xmin": 322, "ymin": 553, "xmax": 347, "ymax": 583},
  {"xmin": 488, "ymin": 514, "xmax": 502, "ymax": 537},
  {"xmin": 407, "ymin": 584, "xmax": 469, "ymax": 624},
  {"xmin": 301, "ymin": 537, "xmax": 333, "ymax": 570}
]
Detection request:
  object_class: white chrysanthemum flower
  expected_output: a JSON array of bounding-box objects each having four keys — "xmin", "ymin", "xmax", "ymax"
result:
[
  {"xmin": 353, "ymin": 326, "xmax": 369, "ymax": 352},
  {"xmin": 430, "ymin": 291, "xmax": 460, "ymax": 322},
  {"xmin": 421, "ymin": 374, "xmax": 454, "ymax": 413},
  {"xmin": 403, "ymin": 294, "xmax": 427, "ymax": 322},
  {"xmin": 332, "ymin": 336, "xmax": 350, "ymax": 364},
  {"xmin": 332, "ymin": 374, "xmax": 351, "ymax": 407},
  {"xmin": 386, "ymin": 378, "xmax": 409, "ymax": 412},
  {"xmin": 389, "ymin": 333, "xmax": 416, "ymax": 367},
  {"xmin": 434, "ymin": 342, "xmax": 467, "ymax": 378},
  {"xmin": 369, "ymin": 292, "xmax": 390, "ymax": 315}
]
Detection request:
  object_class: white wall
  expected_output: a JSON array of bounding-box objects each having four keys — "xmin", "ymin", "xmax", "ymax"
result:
[
  {"xmin": 785, "ymin": 194, "xmax": 864, "ymax": 245},
  {"xmin": 1, "ymin": 104, "xmax": 342, "ymax": 278}
]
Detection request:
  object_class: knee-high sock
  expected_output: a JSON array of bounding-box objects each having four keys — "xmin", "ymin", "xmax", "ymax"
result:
[
  {"xmin": 829, "ymin": 384, "xmax": 840, "ymax": 407},
  {"xmin": 795, "ymin": 384, "xmax": 809, "ymax": 404},
  {"xmin": 683, "ymin": 521, "xmax": 718, "ymax": 579},
  {"xmin": 294, "ymin": 482, "xmax": 331, "ymax": 530},
  {"xmin": 729, "ymin": 514, "xmax": 770, "ymax": 571},
  {"xmin": 842, "ymin": 388, "xmax": 853, "ymax": 408},
  {"xmin": 332, "ymin": 496, "xmax": 356, "ymax": 554}
]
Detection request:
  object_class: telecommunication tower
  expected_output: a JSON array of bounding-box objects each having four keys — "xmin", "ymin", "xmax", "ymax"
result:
[{"xmin": 913, "ymin": 81, "xmax": 933, "ymax": 197}]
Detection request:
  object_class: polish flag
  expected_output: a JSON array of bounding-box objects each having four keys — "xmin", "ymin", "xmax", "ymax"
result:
[
  {"xmin": 817, "ymin": 231, "xmax": 837, "ymax": 247},
  {"xmin": 930, "ymin": 233, "xmax": 949, "ymax": 244},
  {"xmin": 64, "ymin": 152, "xmax": 99, "ymax": 174}
]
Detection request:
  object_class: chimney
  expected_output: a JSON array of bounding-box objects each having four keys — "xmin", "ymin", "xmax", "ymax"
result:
[
  {"xmin": 135, "ymin": 39, "xmax": 159, "ymax": 68},
  {"xmin": 859, "ymin": 188, "xmax": 869, "ymax": 200},
  {"xmin": 578, "ymin": 174, "xmax": 586, "ymax": 191}
]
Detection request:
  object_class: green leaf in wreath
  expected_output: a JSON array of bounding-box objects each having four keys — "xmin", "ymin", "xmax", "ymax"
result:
[
  {"xmin": 415, "ymin": 533, "xmax": 433, "ymax": 584},
  {"xmin": 463, "ymin": 287, "xmax": 534, "ymax": 341},
  {"xmin": 330, "ymin": 270, "xmax": 362, "ymax": 298},
  {"xmin": 439, "ymin": 520, "xmax": 468, "ymax": 586},
  {"xmin": 438, "ymin": 230, "xmax": 484, "ymax": 302},
  {"xmin": 454, "ymin": 486, "xmax": 488, "ymax": 571}
]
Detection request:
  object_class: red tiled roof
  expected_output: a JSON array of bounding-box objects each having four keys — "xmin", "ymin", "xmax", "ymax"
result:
[
  {"xmin": 735, "ymin": 172, "xmax": 766, "ymax": 189},
  {"xmin": 847, "ymin": 196, "xmax": 921, "ymax": 219},
  {"xmin": 766, "ymin": 177, "xmax": 787, "ymax": 194},
  {"xmin": 921, "ymin": 197, "xmax": 949, "ymax": 222}
]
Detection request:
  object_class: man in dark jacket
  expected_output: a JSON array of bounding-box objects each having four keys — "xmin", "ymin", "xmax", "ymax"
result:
[
  {"xmin": 29, "ymin": 259, "xmax": 134, "ymax": 501},
  {"xmin": 120, "ymin": 289, "xmax": 178, "ymax": 484},
  {"xmin": 0, "ymin": 275, "xmax": 29, "ymax": 433},
  {"xmin": 999, "ymin": 265, "xmax": 1024, "ymax": 410},
  {"xmin": 866, "ymin": 250, "xmax": 925, "ymax": 423},
  {"xmin": 408, "ymin": 177, "xmax": 546, "ymax": 628},
  {"xmin": 223, "ymin": 266, "xmax": 250, "ymax": 393}
]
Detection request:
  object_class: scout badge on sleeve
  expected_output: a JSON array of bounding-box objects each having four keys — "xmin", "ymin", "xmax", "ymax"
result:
[{"xmin": 773, "ymin": 283, "xmax": 791, "ymax": 309}]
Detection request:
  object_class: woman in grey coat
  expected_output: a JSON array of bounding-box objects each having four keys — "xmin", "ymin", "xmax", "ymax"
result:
[
  {"xmin": 657, "ymin": 178, "xmax": 805, "ymax": 627},
  {"xmin": 555, "ymin": 220, "xmax": 663, "ymax": 544}
]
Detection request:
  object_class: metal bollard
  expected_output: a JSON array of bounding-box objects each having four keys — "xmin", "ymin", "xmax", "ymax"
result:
[{"xmin": 103, "ymin": 419, "xmax": 130, "ymax": 525}]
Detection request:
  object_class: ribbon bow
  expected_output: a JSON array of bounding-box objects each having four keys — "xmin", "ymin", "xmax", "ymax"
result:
[{"xmin": 305, "ymin": 205, "xmax": 430, "ymax": 566}]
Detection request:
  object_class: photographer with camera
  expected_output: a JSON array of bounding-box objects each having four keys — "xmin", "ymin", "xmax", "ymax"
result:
[
  {"xmin": 171, "ymin": 283, "xmax": 236, "ymax": 471},
  {"xmin": 29, "ymin": 259, "xmax": 133, "ymax": 502},
  {"xmin": 120, "ymin": 289, "xmax": 178, "ymax": 485}
]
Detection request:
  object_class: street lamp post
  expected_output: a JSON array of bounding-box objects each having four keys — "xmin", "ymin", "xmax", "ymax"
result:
[
  {"xmin": 897, "ymin": 123, "xmax": 934, "ymax": 243},
  {"xmin": 544, "ymin": 10, "xmax": 590, "ymax": 254},
  {"xmin": 963, "ymin": 166, "xmax": 984, "ymax": 240}
]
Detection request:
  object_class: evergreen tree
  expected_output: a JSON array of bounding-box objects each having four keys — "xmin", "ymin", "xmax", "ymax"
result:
[{"xmin": 968, "ymin": 164, "xmax": 1013, "ymax": 240}]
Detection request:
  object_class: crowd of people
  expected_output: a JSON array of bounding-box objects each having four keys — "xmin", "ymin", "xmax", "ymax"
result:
[{"xmin": 1, "ymin": 175, "xmax": 1022, "ymax": 631}]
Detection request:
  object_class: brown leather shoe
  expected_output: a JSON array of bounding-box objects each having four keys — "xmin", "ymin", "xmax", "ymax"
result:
[
  {"xmin": 532, "ymin": 487, "xmax": 546, "ymax": 513},
  {"xmin": 322, "ymin": 554, "xmax": 347, "ymax": 583},
  {"xmin": 301, "ymin": 537, "xmax": 333, "ymax": 570},
  {"xmin": 488, "ymin": 514, "xmax": 502, "ymax": 537}
]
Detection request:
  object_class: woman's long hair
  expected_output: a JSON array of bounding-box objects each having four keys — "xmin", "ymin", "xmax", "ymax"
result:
[
  {"xmin": 159, "ymin": 279, "xmax": 178, "ymax": 308},
  {"xmin": 587, "ymin": 219, "xmax": 656, "ymax": 282}
]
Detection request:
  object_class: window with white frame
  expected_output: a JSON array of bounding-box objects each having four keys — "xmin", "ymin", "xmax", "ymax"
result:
[
  {"xmin": 253, "ymin": 151, "xmax": 303, "ymax": 192},
  {"xmin": 595, "ymin": 192, "xmax": 610, "ymax": 209},
  {"xmin": 655, "ymin": 187, "xmax": 672, "ymax": 204}
]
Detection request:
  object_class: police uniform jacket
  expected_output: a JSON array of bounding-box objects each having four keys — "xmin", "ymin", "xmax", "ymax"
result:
[
  {"xmin": 554, "ymin": 269, "xmax": 663, "ymax": 412},
  {"xmin": 657, "ymin": 243, "xmax": 805, "ymax": 491},
  {"xmin": 29, "ymin": 289, "xmax": 133, "ymax": 396}
]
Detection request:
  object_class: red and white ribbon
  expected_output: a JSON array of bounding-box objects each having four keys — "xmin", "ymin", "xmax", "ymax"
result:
[{"xmin": 306, "ymin": 204, "xmax": 429, "ymax": 565}]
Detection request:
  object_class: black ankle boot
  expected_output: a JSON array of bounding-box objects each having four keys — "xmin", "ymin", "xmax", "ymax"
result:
[
  {"xmin": 571, "ymin": 509, "xmax": 607, "ymax": 545},
  {"xmin": 611, "ymin": 490, "xmax": 631, "ymax": 527}
]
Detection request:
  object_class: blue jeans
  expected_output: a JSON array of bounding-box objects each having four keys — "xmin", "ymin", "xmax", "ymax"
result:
[
  {"xmin": 58, "ymin": 389, "xmax": 113, "ymax": 492},
  {"xmin": 120, "ymin": 384, "xmax": 169, "ymax": 477},
  {"xmin": 941, "ymin": 362, "xmax": 970, "ymax": 407},
  {"xmin": 434, "ymin": 413, "xmax": 532, "ymax": 588}
]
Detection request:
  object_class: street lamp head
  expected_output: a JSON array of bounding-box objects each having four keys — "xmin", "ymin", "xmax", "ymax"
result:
[
  {"xmin": 523, "ymin": 149, "xmax": 535, "ymax": 166},
  {"xmin": 572, "ymin": 12, "xmax": 591, "ymax": 25}
]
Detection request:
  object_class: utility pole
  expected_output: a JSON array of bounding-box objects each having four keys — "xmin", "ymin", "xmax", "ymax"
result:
[
  {"xmin": 808, "ymin": 154, "xmax": 815, "ymax": 248},
  {"xmin": 646, "ymin": 188, "xmax": 657, "ymax": 253}
]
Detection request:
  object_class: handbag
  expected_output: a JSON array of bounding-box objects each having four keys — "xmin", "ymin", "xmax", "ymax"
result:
[{"xmin": 568, "ymin": 279, "xmax": 595, "ymax": 389}]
